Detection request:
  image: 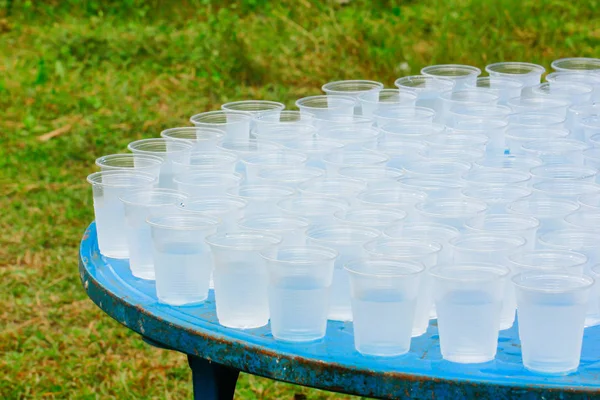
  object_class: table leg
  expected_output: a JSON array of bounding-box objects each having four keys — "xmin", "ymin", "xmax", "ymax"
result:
[{"xmin": 187, "ymin": 355, "xmax": 240, "ymax": 400}]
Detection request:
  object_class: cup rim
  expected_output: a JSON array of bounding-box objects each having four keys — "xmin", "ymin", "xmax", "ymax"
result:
[
  {"xmin": 277, "ymin": 196, "xmax": 350, "ymax": 214},
  {"xmin": 173, "ymin": 171, "xmax": 243, "ymax": 186},
  {"xmin": 190, "ymin": 110, "xmax": 253, "ymax": 125},
  {"xmin": 357, "ymin": 187, "xmax": 428, "ymax": 204},
  {"xmin": 258, "ymin": 166, "xmax": 324, "ymax": 182},
  {"xmin": 511, "ymin": 271, "xmax": 594, "ymax": 293},
  {"xmin": 364, "ymin": 238, "xmax": 442, "ymax": 257},
  {"xmin": 461, "ymin": 185, "xmax": 532, "ymax": 202},
  {"xmin": 252, "ymin": 110, "xmax": 316, "ymax": 123},
  {"xmin": 373, "ymin": 106, "xmax": 436, "ymax": 119},
  {"xmin": 238, "ymin": 215, "xmax": 310, "ymax": 232},
  {"xmin": 448, "ymin": 233, "xmax": 527, "ymax": 252},
  {"xmin": 415, "ymin": 198, "xmax": 488, "ymax": 217},
  {"xmin": 295, "ymin": 95, "xmax": 357, "ymax": 110},
  {"xmin": 146, "ymin": 213, "xmax": 221, "ymax": 230},
  {"xmin": 529, "ymin": 164, "xmax": 597, "ymax": 180},
  {"xmin": 508, "ymin": 250, "xmax": 588, "ymax": 270},
  {"xmin": 127, "ymin": 138, "xmax": 194, "ymax": 154},
  {"xmin": 394, "ymin": 75, "xmax": 455, "ymax": 90},
  {"xmin": 485, "ymin": 61, "xmax": 546, "ymax": 75},
  {"xmin": 232, "ymin": 184, "xmax": 296, "ymax": 199},
  {"xmin": 421, "ymin": 64, "xmax": 482, "ymax": 78},
  {"xmin": 221, "ymin": 100, "xmax": 285, "ymax": 113},
  {"xmin": 260, "ymin": 245, "xmax": 339, "ymax": 265},
  {"xmin": 538, "ymin": 228, "xmax": 600, "ymax": 249},
  {"xmin": 205, "ymin": 231, "xmax": 282, "ymax": 250},
  {"xmin": 160, "ymin": 126, "xmax": 225, "ymax": 141},
  {"xmin": 240, "ymin": 150, "xmax": 308, "ymax": 166},
  {"xmin": 321, "ymin": 80, "xmax": 384, "ymax": 94},
  {"xmin": 333, "ymin": 207, "xmax": 408, "ymax": 226},
  {"xmin": 178, "ymin": 196, "xmax": 248, "ymax": 213},
  {"xmin": 468, "ymin": 76, "xmax": 524, "ymax": 89},
  {"xmin": 507, "ymin": 198, "xmax": 579, "ymax": 216},
  {"xmin": 95, "ymin": 153, "xmax": 164, "ymax": 169},
  {"xmin": 439, "ymin": 89, "xmax": 500, "ymax": 103},
  {"xmin": 306, "ymin": 224, "xmax": 381, "ymax": 244},
  {"xmin": 429, "ymin": 263, "xmax": 510, "ymax": 282},
  {"xmin": 551, "ymin": 57, "xmax": 600, "ymax": 72},
  {"xmin": 357, "ymin": 88, "xmax": 418, "ymax": 104},
  {"xmin": 344, "ymin": 258, "xmax": 425, "ymax": 277},
  {"xmin": 119, "ymin": 188, "xmax": 188, "ymax": 206},
  {"xmin": 173, "ymin": 151, "xmax": 239, "ymax": 168},
  {"xmin": 217, "ymin": 139, "xmax": 282, "ymax": 153},
  {"xmin": 86, "ymin": 170, "xmax": 157, "ymax": 187},
  {"xmin": 533, "ymin": 81, "xmax": 594, "ymax": 95}
]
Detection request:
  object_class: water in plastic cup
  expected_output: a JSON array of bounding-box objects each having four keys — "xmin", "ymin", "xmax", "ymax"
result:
[
  {"xmin": 345, "ymin": 259, "xmax": 424, "ymax": 356},
  {"xmin": 281, "ymin": 137, "xmax": 345, "ymax": 170},
  {"xmin": 261, "ymin": 245, "xmax": 338, "ymax": 342},
  {"xmin": 190, "ymin": 110, "xmax": 253, "ymax": 143},
  {"xmin": 148, "ymin": 214, "xmax": 221, "ymax": 305},
  {"xmin": 231, "ymin": 184, "xmax": 296, "ymax": 217},
  {"xmin": 513, "ymin": 272, "xmax": 593, "ymax": 375},
  {"xmin": 277, "ymin": 196, "xmax": 350, "ymax": 228},
  {"xmin": 358, "ymin": 89, "xmax": 417, "ymax": 118},
  {"xmin": 305, "ymin": 224, "xmax": 381, "ymax": 321},
  {"xmin": 333, "ymin": 207, "xmax": 407, "ymax": 233},
  {"xmin": 322, "ymin": 80, "xmax": 384, "ymax": 115},
  {"xmin": 127, "ymin": 138, "xmax": 193, "ymax": 189},
  {"xmin": 464, "ymin": 214, "xmax": 539, "ymax": 251},
  {"xmin": 241, "ymin": 150, "xmax": 307, "ymax": 184},
  {"xmin": 295, "ymin": 95, "xmax": 356, "ymax": 120},
  {"xmin": 160, "ymin": 127, "xmax": 224, "ymax": 151},
  {"xmin": 356, "ymin": 187, "xmax": 428, "ymax": 221},
  {"xmin": 95, "ymin": 153, "xmax": 163, "ymax": 179},
  {"xmin": 506, "ymin": 198, "xmax": 579, "ymax": 238},
  {"xmin": 178, "ymin": 196, "xmax": 247, "ymax": 233},
  {"xmin": 551, "ymin": 57, "xmax": 600, "ymax": 73},
  {"xmin": 508, "ymin": 250, "xmax": 588, "ymax": 276},
  {"xmin": 257, "ymin": 166, "xmax": 324, "ymax": 190},
  {"xmin": 415, "ymin": 198, "xmax": 487, "ymax": 230},
  {"xmin": 504, "ymin": 127, "xmax": 570, "ymax": 156},
  {"xmin": 317, "ymin": 127, "xmax": 380, "ymax": 150},
  {"xmin": 205, "ymin": 231, "xmax": 282, "ymax": 329},
  {"xmin": 464, "ymin": 77, "xmax": 524, "ymax": 105},
  {"xmin": 461, "ymin": 186, "xmax": 532, "ymax": 214},
  {"xmin": 238, "ymin": 215, "xmax": 309, "ymax": 246},
  {"xmin": 431, "ymin": 263, "xmax": 509, "ymax": 363},
  {"xmin": 421, "ymin": 64, "xmax": 481, "ymax": 91},
  {"xmin": 120, "ymin": 189, "xmax": 187, "ymax": 279},
  {"xmin": 485, "ymin": 62, "xmax": 545, "ymax": 90},
  {"xmin": 87, "ymin": 171, "xmax": 157, "ymax": 258},
  {"xmin": 394, "ymin": 75, "xmax": 455, "ymax": 111},
  {"xmin": 174, "ymin": 171, "xmax": 243, "ymax": 198},
  {"xmin": 321, "ymin": 150, "xmax": 389, "ymax": 177}
]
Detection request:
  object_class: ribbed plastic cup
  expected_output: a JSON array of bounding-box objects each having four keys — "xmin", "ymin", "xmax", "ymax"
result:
[
  {"xmin": 305, "ymin": 224, "xmax": 381, "ymax": 321},
  {"xmin": 372, "ymin": 106, "xmax": 436, "ymax": 126},
  {"xmin": 551, "ymin": 57, "xmax": 600, "ymax": 73},
  {"xmin": 508, "ymin": 250, "xmax": 588, "ymax": 275},
  {"xmin": 370, "ymin": 138, "xmax": 427, "ymax": 171},
  {"xmin": 397, "ymin": 176, "xmax": 466, "ymax": 201},
  {"xmin": 522, "ymin": 140, "xmax": 589, "ymax": 165},
  {"xmin": 364, "ymin": 238, "xmax": 442, "ymax": 336},
  {"xmin": 415, "ymin": 198, "xmax": 488, "ymax": 230},
  {"xmin": 379, "ymin": 122, "xmax": 445, "ymax": 142},
  {"xmin": 322, "ymin": 80, "xmax": 384, "ymax": 115},
  {"xmin": 281, "ymin": 137, "xmax": 345, "ymax": 169},
  {"xmin": 238, "ymin": 215, "xmax": 309, "ymax": 246},
  {"xmin": 216, "ymin": 139, "xmax": 282, "ymax": 176},
  {"xmin": 507, "ymin": 198, "xmax": 579, "ymax": 238},
  {"xmin": 173, "ymin": 171, "xmax": 243, "ymax": 198},
  {"xmin": 403, "ymin": 160, "xmax": 472, "ymax": 180},
  {"xmin": 579, "ymin": 192, "xmax": 600, "ymax": 211},
  {"xmin": 530, "ymin": 165, "xmax": 597, "ymax": 184},
  {"xmin": 296, "ymin": 95, "xmax": 356, "ymax": 120},
  {"xmin": 462, "ymin": 186, "xmax": 532, "ymax": 214},
  {"xmin": 87, "ymin": 171, "xmax": 157, "ymax": 258},
  {"xmin": 206, "ymin": 231, "xmax": 282, "ymax": 328},
  {"xmin": 128, "ymin": 138, "xmax": 193, "ymax": 189},
  {"xmin": 462, "ymin": 168, "xmax": 530, "ymax": 188},
  {"xmin": 221, "ymin": 100, "xmax": 285, "ymax": 116},
  {"xmin": 333, "ymin": 207, "xmax": 407, "ymax": 232},
  {"xmin": 394, "ymin": 75, "xmax": 455, "ymax": 111},
  {"xmin": 317, "ymin": 127, "xmax": 380, "ymax": 150},
  {"xmin": 464, "ymin": 77, "xmax": 524, "ymax": 105},
  {"xmin": 321, "ymin": 150, "xmax": 389, "ymax": 176},
  {"xmin": 230, "ymin": 184, "xmax": 296, "ymax": 217},
  {"xmin": 95, "ymin": 153, "xmax": 163, "ymax": 179},
  {"xmin": 531, "ymin": 180, "xmax": 600, "ymax": 201},
  {"xmin": 172, "ymin": 151, "xmax": 238, "ymax": 176},
  {"xmin": 160, "ymin": 127, "xmax": 224, "ymax": 151},
  {"xmin": 178, "ymin": 196, "xmax": 247, "ymax": 233},
  {"xmin": 190, "ymin": 110, "xmax": 253, "ymax": 143},
  {"xmin": 426, "ymin": 132, "xmax": 488, "ymax": 153},
  {"xmin": 241, "ymin": 150, "xmax": 307, "ymax": 184},
  {"xmin": 453, "ymin": 118, "xmax": 508, "ymax": 155},
  {"xmin": 252, "ymin": 110, "xmax": 316, "ymax": 133},
  {"xmin": 438, "ymin": 90, "xmax": 499, "ymax": 125},
  {"xmin": 547, "ymin": 72, "xmax": 600, "ymax": 103},
  {"xmin": 507, "ymin": 97, "xmax": 570, "ymax": 118},
  {"xmin": 148, "ymin": 214, "xmax": 221, "ymax": 305},
  {"xmin": 298, "ymin": 177, "xmax": 367, "ymax": 203},
  {"xmin": 257, "ymin": 166, "xmax": 324, "ymax": 189},
  {"xmin": 508, "ymin": 112, "xmax": 566, "ymax": 129},
  {"xmin": 420, "ymin": 147, "xmax": 485, "ymax": 163},
  {"xmin": 583, "ymin": 148, "xmax": 600, "ymax": 169},
  {"xmin": 486, "ymin": 62, "xmax": 545, "ymax": 89},
  {"xmin": 513, "ymin": 272, "xmax": 593, "ymax": 374},
  {"xmin": 421, "ymin": 64, "xmax": 481, "ymax": 90},
  {"xmin": 345, "ymin": 259, "xmax": 424, "ymax": 356},
  {"xmin": 337, "ymin": 166, "xmax": 404, "ymax": 190},
  {"xmin": 504, "ymin": 127, "xmax": 570, "ymax": 156},
  {"xmin": 450, "ymin": 103, "xmax": 512, "ymax": 121},
  {"xmin": 531, "ymin": 82, "xmax": 594, "ymax": 105},
  {"xmin": 358, "ymin": 89, "xmax": 417, "ymax": 118},
  {"xmin": 278, "ymin": 196, "xmax": 350, "ymax": 227},
  {"xmin": 261, "ymin": 245, "xmax": 338, "ymax": 342},
  {"xmin": 252, "ymin": 124, "xmax": 316, "ymax": 145},
  {"xmin": 475, "ymin": 154, "xmax": 543, "ymax": 172},
  {"xmin": 357, "ymin": 187, "xmax": 428, "ymax": 221},
  {"xmin": 567, "ymin": 104, "xmax": 600, "ymax": 141},
  {"xmin": 431, "ymin": 263, "xmax": 509, "ymax": 363},
  {"xmin": 465, "ymin": 214, "xmax": 539, "ymax": 252},
  {"xmin": 120, "ymin": 189, "xmax": 187, "ymax": 279}
]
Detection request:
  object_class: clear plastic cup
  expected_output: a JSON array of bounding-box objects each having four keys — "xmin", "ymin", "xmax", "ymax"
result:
[
  {"xmin": 281, "ymin": 137, "xmax": 345, "ymax": 169},
  {"xmin": 452, "ymin": 118, "xmax": 508, "ymax": 155},
  {"xmin": 358, "ymin": 89, "xmax": 417, "ymax": 118},
  {"xmin": 421, "ymin": 64, "xmax": 481, "ymax": 90},
  {"xmin": 394, "ymin": 75, "xmax": 455, "ymax": 111},
  {"xmin": 504, "ymin": 127, "xmax": 570, "ymax": 155},
  {"xmin": 589, "ymin": 265, "xmax": 600, "ymax": 330},
  {"xmin": 345, "ymin": 259, "xmax": 424, "ymax": 356},
  {"xmin": 333, "ymin": 207, "xmax": 407, "ymax": 232},
  {"xmin": 403, "ymin": 160, "xmax": 472, "ymax": 180},
  {"xmin": 415, "ymin": 198, "xmax": 488, "ymax": 230},
  {"xmin": 252, "ymin": 124, "xmax": 316, "ymax": 145},
  {"xmin": 337, "ymin": 166, "xmax": 404, "ymax": 189},
  {"xmin": 449, "ymin": 104, "xmax": 512, "ymax": 121},
  {"xmin": 305, "ymin": 224, "xmax": 380, "ymax": 321},
  {"xmin": 312, "ymin": 115, "xmax": 374, "ymax": 130},
  {"xmin": 205, "ymin": 231, "xmax": 282, "ymax": 328},
  {"xmin": 298, "ymin": 177, "xmax": 367, "ymax": 202},
  {"xmin": 531, "ymin": 180, "xmax": 600, "ymax": 201},
  {"xmin": 216, "ymin": 140, "xmax": 282, "ymax": 175},
  {"xmin": 530, "ymin": 165, "xmax": 597, "ymax": 184},
  {"xmin": 317, "ymin": 127, "xmax": 380, "ymax": 150},
  {"xmin": 357, "ymin": 187, "xmax": 428, "ymax": 220},
  {"xmin": 462, "ymin": 168, "xmax": 530, "ymax": 187},
  {"xmin": 438, "ymin": 90, "xmax": 499, "ymax": 125},
  {"xmin": 278, "ymin": 196, "xmax": 349, "ymax": 227},
  {"xmin": 583, "ymin": 147, "xmax": 600, "ymax": 169},
  {"xmin": 321, "ymin": 150, "xmax": 389, "ymax": 176},
  {"xmin": 531, "ymin": 82, "xmax": 594, "ymax": 105},
  {"xmin": 95, "ymin": 153, "xmax": 163, "ymax": 179},
  {"xmin": 252, "ymin": 110, "xmax": 316, "ymax": 132},
  {"xmin": 120, "ymin": 189, "xmax": 187, "ymax": 279},
  {"xmin": 221, "ymin": 100, "xmax": 285, "ymax": 116},
  {"xmin": 551, "ymin": 57, "xmax": 600, "ymax": 73},
  {"xmin": 241, "ymin": 150, "xmax": 307, "ymax": 184},
  {"xmin": 261, "ymin": 245, "xmax": 338, "ymax": 342},
  {"xmin": 397, "ymin": 176, "xmax": 466, "ymax": 201},
  {"xmin": 509, "ymin": 100, "xmax": 571, "ymax": 122},
  {"xmin": 363, "ymin": 238, "xmax": 442, "ymax": 336},
  {"xmin": 513, "ymin": 272, "xmax": 594, "ymax": 374},
  {"xmin": 564, "ymin": 208, "xmax": 600, "ymax": 231},
  {"xmin": 372, "ymin": 106, "xmax": 436, "ymax": 126},
  {"xmin": 178, "ymin": 196, "xmax": 247, "ymax": 233},
  {"xmin": 508, "ymin": 250, "xmax": 588, "ymax": 275},
  {"xmin": 322, "ymin": 80, "xmax": 384, "ymax": 115},
  {"xmin": 425, "ymin": 132, "xmax": 488, "ymax": 153},
  {"xmin": 87, "ymin": 171, "xmax": 157, "ymax": 258},
  {"xmin": 464, "ymin": 77, "xmax": 524, "ymax": 105},
  {"xmin": 474, "ymin": 154, "xmax": 543, "ymax": 172},
  {"xmin": 190, "ymin": 110, "xmax": 253, "ymax": 143},
  {"xmin": 522, "ymin": 140, "xmax": 589, "ymax": 165},
  {"xmin": 583, "ymin": 118, "xmax": 600, "ymax": 145},
  {"xmin": 567, "ymin": 104, "xmax": 600, "ymax": 141},
  {"xmin": 507, "ymin": 198, "xmax": 579, "ymax": 237},
  {"xmin": 128, "ymin": 138, "xmax": 194, "ymax": 189},
  {"xmin": 230, "ymin": 184, "xmax": 296, "ymax": 217},
  {"xmin": 508, "ymin": 112, "xmax": 566, "ymax": 129},
  {"xmin": 486, "ymin": 62, "xmax": 545, "ymax": 89},
  {"xmin": 172, "ymin": 151, "xmax": 238, "ymax": 176},
  {"xmin": 379, "ymin": 121, "xmax": 445, "ymax": 142},
  {"xmin": 147, "ymin": 214, "xmax": 220, "ymax": 305},
  {"xmin": 368, "ymin": 139, "xmax": 427, "ymax": 170},
  {"xmin": 238, "ymin": 215, "xmax": 309, "ymax": 246},
  {"xmin": 462, "ymin": 186, "xmax": 531, "ymax": 214},
  {"xmin": 296, "ymin": 95, "xmax": 356, "ymax": 120},
  {"xmin": 578, "ymin": 192, "xmax": 600, "ymax": 211},
  {"xmin": 431, "ymin": 263, "xmax": 509, "ymax": 363},
  {"xmin": 464, "ymin": 215, "xmax": 538, "ymax": 252},
  {"xmin": 160, "ymin": 127, "xmax": 224, "ymax": 151},
  {"xmin": 420, "ymin": 147, "xmax": 485, "ymax": 163},
  {"xmin": 257, "ymin": 166, "xmax": 324, "ymax": 189},
  {"xmin": 173, "ymin": 171, "xmax": 243, "ymax": 198}
]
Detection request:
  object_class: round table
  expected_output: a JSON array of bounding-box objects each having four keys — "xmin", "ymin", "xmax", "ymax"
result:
[{"xmin": 79, "ymin": 223, "xmax": 600, "ymax": 399}]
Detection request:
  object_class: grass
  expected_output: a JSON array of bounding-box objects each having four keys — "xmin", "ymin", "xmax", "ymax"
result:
[{"xmin": 1, "ymin": 0, "xmax": 598, "ymax": 398}]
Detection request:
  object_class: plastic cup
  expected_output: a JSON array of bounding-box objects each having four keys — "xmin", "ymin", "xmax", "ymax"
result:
[
  {"xmin": 508, "ymin": 250, "xmax": 588, "ymax": 275},
  {"xmin": 95, "ymin": 153, "xmax": 163, "ymax": 179},
  {"xmin": 317, "ymin": 127, "xmax": 380, "ymax": 150},
  {"xmin": 530, "ymin": 165, "xmax": 597, "ymax": 184},
  {"xmin": 508, "ymin": 112, "xmax": 566, "ymax": 129},
  {"xmin": 369, "ymin": 139, "xmax": 427, "ymax": 170},
  {"xmin": 178, "ymin": 196, "xmax": 247, "ymax": 233},
  {"xmin": 464, "ymin": 77, "xmax": 524, "ymax": 105},
  {"xmin": 394, "ymin": 75, "xmax": 455, "ymax": 111},
  {"xmin": 128, "ymin": 138, "xmax": 193, "ymax": 189},
  {"xmin": 160, "ymin": 127, "xmax": 224, "ymax": 151},
  {"xmin": 238, "ymin": 215, "xmax": 309, "ymax": 246},
  {"xmin": 87, "ymin": 171, "xmax": 157, "ymax": 258},
  {"xmin": 504, "ymin": 127, "xmax": 570, "ymax": 156},
  {"xmin": 415, "ymin": 198, "xmax": 488, "ymax": 230},
  {"xmin": 221, "ymin": 100, "xmax": 285, "ymax": 116},
  {"xmin": 589, "ymin": 265, "xmax": 600, "ymax": 330},
  {"xmin": 241, "ymin": 150, "xmax": 307, "ymax": 184},
  {"xmin": 337, "ymin": 166, "xmax": 404, "ymax": 189},
  {"xmin": 298, "ymin": 177, "xmax": 367, "ymax": 203},
  {"xmin": 438, "ymin": 90, "xmax": 499, "ymax": 125},
  {"xmin": 583, "ymin": 119, "xmax": 600, "ymax": 145},
  {"xmin": 216, "ymin": 140, "xmax": 282, "ymax": 176},
  {"xmin": 475, "ymin": 154, "xmax": 543, "ymax": 172},
  {"xmin": 120, "ymin": 189, "xmax": 187, "ymax": 279},
  {"xmin": 364, "ymin": 238, "xmax": 442, "ymax": 336},
  {"xmin": 345, "ymin": 259, "xmax": 424, "ymax": 356},
  {"xmin": 322, "ymin": 80, "xmax": 384, "ymax": 115},
  {"xmin": 206, "ymin": 231, "xmax": 282, "ymax": 328},
  {"xmin": 147, "ymin": 214, "xmax": 220, "ymax": 305},
  {"xmin": 358, "ymin": 89, "xmax": 417, "ymax": 118},
  {"xmin": 357, "ymin": 187, "xmax": 428, "ymax": 220},
  {"xmin": 230, "ymin": 184, "xmax": 295, "ymax": 217},
  {"xmin": 531, "ymin": 180, "xmax": 600, "ymax": 201},
  {"xmin": 507, "ymin": 97, "xmax": 570, "ymax": 118},
  {"xmin": 462, "ymin": 168, "xmax": 531, "ymax": 188},
  {"xmin": 322, "ymin": 150, "xmax": 389, "ymax": 177},
  {"xmin": 507, "ymin": 199, "xmax": 579, "ymax": 237},
  {"xmin": 252, "ymin": 124, "xmax": 316, "ymax": 145},
  {"xmin": 305, "ymin": 224, "xmax": 380, "ymax": 321},
  {"xmin": 172, "ymin": 151, "xmax": 239, "ymax": 176},
  {"xmin": 397, "ymin": 176, "xmax": 466, "ymax": 201},
  {"xmin": 281, "ymin": 137, "xmax": 345, "ymax": 169},
  {"xmin": 449, "ymin": 104, "xmax": 512, "ymax": 122},
  {"xmin": 567, "ymin": 104, "xmax": 600, "ymax": 141},
  {"xmin": 551, "ymin": 57, "xmax": 600, "ymax": 73},
  {"xmin": 312, "ymin": 115, "xmax": 375, "ymax": 129},
  {"xmin": 579, "ymin": 192, "xmax": 600, "ymax": 211},
  {"xmin": 486, "ymin": 62, "xmax": 545, "ymax": 89},
  {"xmin": 583, "ymin": 148, "xmax": 600, "ymax": 169},
  {"xmin": 431, "ymin": 263, "xmax": 509, "ymax": 363},
  {"xmin": 531, "ymin": 82, "xmax": 594, "ymax": 106},
  {"xmin": 173, "ymin": 171, "xmax": 243, "ymax": 198},
  {"xmin": 261, "ymin": 246, "xmax": 338, "ymax": 342},
  {"xmin": 453, "ymin": 118, "xmax": 508, "ymax": 155},
  {"xmin": 461, "ymin": 186, "xmax": 532, "ymax": 214},
  {"xmin": 379, "ymin": 122, "xmax": 445, "ymax": 142},
  {"xmin": 252, "ymin": 110, "xmax": 316, "ymax": 132},
  {"xmin": 372, "ymin": 106, "xmax": 436, "ymax": 126},
  {"xmin": 421, "ymin": 64, "xmax": 481, "ymax": 90},
  {"xmin": 425, "ymin": 132, "xmax": 488, "ymax": 153},
  {"xmin": 420, "ymin": 147, "xmax": 485, "ymax": 163},
  {"xmin": 522, "ymin": 140, "xmax": 589, "ymax": 165},
  {"xmin": 296, "ymin": 95, "xmax": 356, "ymax": 120},
  {"xmin": 278, "ymin": 196, "xmax": 349, "ymax": 227},
  {"xmin": 513, "ymin": 272, "xmax": 594, "ymax": 374},
  {"xmin": 403, "ymin": 160, "xmax": 472, "ymax": 180},
  {"xmin": 333, "ymin": 207, "xmax": 407, "ymax": 232},
  {"xmin": 257, "ymin": 166, "xmax": 324, "ymax": 189},
  {"xmin": 465, "ymin": 215, "xmax": 538, "ymax": 252},
  {"xmin": 190, "ymin": 110, "xmax": 253, "ymax": 143}
]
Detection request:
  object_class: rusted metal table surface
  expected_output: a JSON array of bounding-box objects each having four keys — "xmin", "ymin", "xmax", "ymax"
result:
[{"xmin": 79, "ymin": 222, "xmax": 600, "ymax": 399}]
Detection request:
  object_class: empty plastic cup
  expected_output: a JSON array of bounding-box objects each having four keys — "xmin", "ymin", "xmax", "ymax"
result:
[
  {"xmin": 513, "ymin": 272, "xmax": 593, "ymax": 374},
  {"xmin": 128, "ymin": 138, "xmax": 194, "ymax": 189},
  {"xmin": 504, "ymin": 127, "xmax": 570, "ymax": 155},
  {"xmin": 317, "ymin": 127, "xmax": 380, "ymax": 150},
  {"xmin": 241, "ymin": 150, "xmax": 307, "ymax": 184},
  {"xmin": 464, "ymin": 77, "xmax": 524, "ymax": 105},
  {"xmin": 397, "ymin": 176, "xmax": 466, "ymax": 201},
  {"xmin": 582, "ymin": 148, "xmax": 600, "ymax": 169},
  {"xmin": 461, "ymin": 186, "xmax": 532, "ymax": 214},
  {"xmin": 278, "ymin": 196, "xmax": 350, "ymax": 227},
  {"xmin": 305, "ymin": 224, "xmax": 381, "ymax": 321},
  {"xmin": 531, "ymin": 180, "xmax": 600, "ymax": 200},
  {"xmin": 508, "ymin": 250, "xmax": 588, "ymax": 275},
  {"xmin": 415, "ymin": 198, "xmax": 488, "ymax": 230},
  {"xmin": 174, "ymin": 171, "xmax": 243, "ymax": 198},
  {"xmin": 508, "ymin": 112, "xmax": 566, "ymax": 129},
  {"xmin": 221, "ymin": 100, "xmax": 285, "ymax": 116},
  {"xmin": 333, "ymin": 207, "xmax": 407, "ymax": 232},
  {"xmin": 95, "ymin": 153, "xmax": 163, "ymax": 179},
  {"xmin": 238, "ymin": 215, "xmax": 309, "ymax": 246},
  {"xmin": 475, "ymin": 154, "xmax": 543, "ymax": 172},
  {"xmin": 453, "ymin": 118, "xmax": 508, "ymax": 155},
  {"xmin": 431, "ymin": 263, "xmax": 509, "ymax": 363},
  {"xmin": 281, "ymin": 138, "xmax": 345, "ymax": 169},
  {"xmin": 322, "ymin": 150, "xmax": 389, "ymax": 176},
  {"xmin": 403, "ymin": 160, "xmax": 472, "ymax": 180},
  {"xmin": 261, "ymin": 245, "xmax": 338, "ymax": 342},
  {"xmin": 551, "ymin": 57, "xmax": 600, "ymax": 73},
  {"xmin": 252, "ymin": 124, "xmax": 316, "ymax": 145},
  {"xmin": 486, "ymin": 62, "xmax": 545, "ymax": 89},
  {"xmin": 378, "ymin": 121, "xmax": 445, "ymax": 142},
  {"xmin": 121, "ymin": 189, "xmax": 187, "ymax": 279},
  {"xmin": 373, "ymin": 106, "xmax": 436, "ymax": 126},
  {"xmin": 172, "ymin": 151, "xmax": 239, "ymax": 176},
  {"xmin": 462, "ymin": 168, "xmax": 531, "ymax": 188},
  {"xmin": 346, "ymin": 259, "xmax": 425, "ymax": 356},
  {"xmin": 257, "ymin": 166, "xmax": 324, "ymax": 189},
  {"xmin": 530, "ymin": 165, "xmax": 597, "ymax": 184},
  {"xmin": 420, "ymin": 147, "xmax": 481, "ymax": 164},
  {"xmin": 148, "ymin": 214, "xmax": 221, "ymax": 305},
  {"xmin": 507, "ymin": 198, "xmax": 579, "ymax": 237},
  {"xmin": 298, "ymin": 177, "xmax": 367, "ymax": 203},
  {"xmin": 531, "ymin": 82, "xmax": 593, "ymax": 106},
  {"xmin": 357, "ymin": 187, "xmax": 428, "ymax": 220},
  {"xmin": 438, "ymin": 90, "xmax": 500, "ymax": 125},
  {"xmin": 178, "ymin": 196, "xmax": 247, "ymax": 233},
  {"xmin": 160, "ymin": 127, "xmax": 224, "ymax": 151},
  {"xmin": 394, "ymin": 75, "xmax": 455, "ymax": 111},
  {"xmin": 312, "ymin": 115, "xmax": 374, "ymax": 130},
  {"xmin": 421, "ymin": 64, "xmax": 481, "ymax": 90},
  {"xmin": 190, "ymin": 110, "xmax": 253, "ymax": 143},
  {"xmin": 252, "ymin": 110, "xmax": 316, "ymax": 132},
  {"xmin": 296, "ymin": 95, "xmax": 356, "ymax": 119},
  {"xmin": 369, "ymin": 138, "xmax": 427, "ymax": 170},
  {"xmin": 522, "ymin": 140, "xmax": 589, "ymax": 166},
  {"xmin": 425, "ymin": 132, "xmax": 488, "ymax": 153},
  {"xmin": 231, "ymin": 184, "xmax": 296, "ymax": 217},
  {"xmin": 322, "ymin": 80, "xmax": 384, "ymax": 115},
  {"xmin": 87, "ymin": 171, "xmax": 157, "ymax": 258},
  {"xmin": 464, "ymin": 214, "xmax": 539, "ymax": 252},
  {"xmin": 567, "ymin": 104, "xmax": 600, "ymax": 141},
  {"xmin": 547, "ymin": 72, "xmax": 600, "ymax": 103},
  {"xmin": 507, "ymin": 97, "xmax": 570, "ymax": 118},
  {"xmin": 337, "ymin": 166, "xmax": 404, "ymax": 189},
  {"xmin": 217, "ymin": 139, "xmax": 282, "ymax": 175},
  {"xmin": 358, "ymin": 89, "xmax": 417, "ymax": 118}
]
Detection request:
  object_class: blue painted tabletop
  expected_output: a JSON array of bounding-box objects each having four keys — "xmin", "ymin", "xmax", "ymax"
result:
[{"xmin": 79, "ymin": 222, "xmax": 600, "ymax": 399}]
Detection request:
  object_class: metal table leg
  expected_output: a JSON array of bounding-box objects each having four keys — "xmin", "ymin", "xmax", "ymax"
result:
[{"xmin": 187, "ymin": 355, "xmax": 240, "ymax": 400}]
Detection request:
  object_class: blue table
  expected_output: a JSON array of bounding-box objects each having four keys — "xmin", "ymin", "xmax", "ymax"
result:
[{"xmin": 79, "ymin": 223, "xmax": 600, "ymax": 399}]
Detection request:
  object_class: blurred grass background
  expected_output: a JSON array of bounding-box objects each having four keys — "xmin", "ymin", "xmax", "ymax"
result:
[{"xmin": 1, "ymin": 0, "xmax": 598, "ymax": 398}]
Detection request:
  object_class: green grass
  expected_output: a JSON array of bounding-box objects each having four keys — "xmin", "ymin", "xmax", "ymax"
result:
[{"xmin": 1, "ymin": 0, "xmax": 598, "ymax": 398}]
